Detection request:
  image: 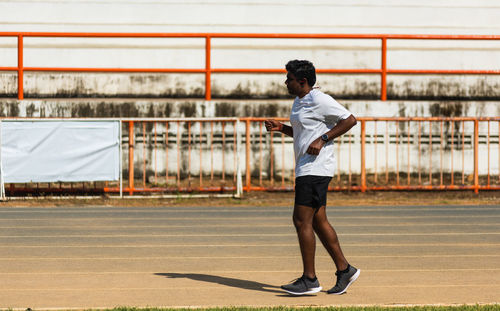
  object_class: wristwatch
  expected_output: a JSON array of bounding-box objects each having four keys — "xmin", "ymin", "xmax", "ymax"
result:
[{"xmin": 321, "ymin": 134, "xmax": 329, "ymax": 142}]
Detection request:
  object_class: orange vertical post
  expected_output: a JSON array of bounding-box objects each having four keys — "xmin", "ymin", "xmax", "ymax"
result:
[
  {"xmin": 200, "ymin": 122, "xmax": 203, "ymax": 187},
  {"xmin": 395, "ymin": 121, "xmax": 399, "ymax": 186},
  {"xmin": 360, "ymin": 120, "xmax": 366, "ymax": 192},
  {"xmin": 418, "ymin": 121, "xmax": 422, "ymax": 184},
  {"xmin": 474, "ymin": 120, "xmax": 479, "ymax": 194},
  {"xmin": 348, "ymin": 133, "xmax": 352, "ymax": 188},
  {"xmin": 440, "ymin": 121, "xmax": 443, "ymax": 186},
  {"xmin": 487, "ymin": 121, "xmax": 490, "ymax": 186},
  {"xmin": 407, "ymin": 121, "xmax": 411, "ymax": 186},
  {"xmin": 188, "ymin": 121, "xmax": 192, "ymax": 185},
  {"xmin": 385, "ymin": 122, "xmax": 389, "ymax": 183},
  {"xmin": 154, "ymin": 122, "xmax": 157, "ymax": 184},
  {"xmin": 450, "ymin": 121, "xmax": 454, "ymax": 185},
  {"xmin": 221, "ymin": 122, "xmax": 226, "ymax": 181},
  {"xmin": 17, "ymin": 35, "xmax": 23, "ymax": 100},
  {"xmin": 259, "ymin": 122, "xmax": 263, "ymax": 186},
  {"xmin": 270, "ymin": 128, "xmax": 274, "ymax": 187},
  {"xmin": 373, "ymin": 121, "xmax": 378, "ymax": 184},
  {"xmin": 233, "ymin": 121, "xmax": 237, "ymax": 183},
  {"xmin": 128, "ymin": 121, "xmax": 134, "ymax": 195},
  {"xmin": 165, "ymin": 122, "xmax": 169, "ymax": 183},
  {"xmin": 429, "ymin": 121, "xmax": 433, "ymax": 185},
  {"xmin": 245, "ymin": 119, "xmax": 251, "ymax": 191},
  {"xmin": 176, "ymin": 121, "xmax": 181, "ymax": 189},
  {"xmin": 205, "ymin": 36, "xmax": 211, "ymax": 100},
  {"xmin": 337, "ymin": 132, "xmax": 341, "ymax": 184},
  {"xmin": 281, "ymin": 132, "xmax": 285, "ymax": 187},
  {"xmin": 380, "ymin": 37, "xmax": 387, "ymax": 101},
  {"xmin": 462, "ymin": 121, "xmax": 465, "ymax": 185},
  {"xmin": 142, "ymin": 122, "xmax": 146, "ymax": 188},
  {"xmin": 210, "ymin": 122, "xmax": 214, "ymax": 182}
]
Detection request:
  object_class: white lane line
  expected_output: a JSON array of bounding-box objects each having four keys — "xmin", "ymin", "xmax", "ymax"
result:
[
  {"xmin": 0, "ymin": 243, "xmax": 499, "ymax": 248},
  {"xmin": 1, "ymin": 284, "xmax": 499, "ymax": 291},
  {"xmin": 0, "ymin": 223, "xmax": 498, "ymax": 229},
  {"xmin": 1, "ymin": 215, "xmax": 499, "ymax": 221},
  {"xmin": 0, "ymin": 254, "xmax": 499, "ymax": 260},
  {"xmin": 0, "ymin": 268, "xmax": 500, "ymax": 275},
  {"xmin": 0, "ymin": 232, "xmax": 499, "ymax": 238},
  {"xmin": 0, "ymin": 206, "xmax": 498, "ymax": 213}
]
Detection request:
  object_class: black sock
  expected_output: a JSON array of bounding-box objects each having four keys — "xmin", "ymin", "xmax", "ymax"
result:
[
  {"xmin": 305, "ymin": 275, "xmax": 317, "ymax": 282},
  {"xmin": 340, "ymin": 264, "xmax": 350, "ymax": 274}
]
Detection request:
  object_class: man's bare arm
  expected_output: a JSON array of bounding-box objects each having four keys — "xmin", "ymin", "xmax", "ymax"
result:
[
  {"xmin": 264, "ymin": 119, "xmax": 293, "ymax": 137},
  {"xmin": 306, "ymin": 115, "xmax": 357, "ymax": 155}
]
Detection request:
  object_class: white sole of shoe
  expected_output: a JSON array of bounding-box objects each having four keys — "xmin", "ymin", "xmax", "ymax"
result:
[
  {"xmin": 283, "ymin": 286, "xmax": 322, "ymax": 296},
  {"xmin": 328, "ymin": 269, "xmax": 361, "ymax": 295}
]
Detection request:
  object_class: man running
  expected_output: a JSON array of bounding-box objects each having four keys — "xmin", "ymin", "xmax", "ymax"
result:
[{"xmin": 265, "ymin": 59, "xmax": 360, "ymax": 296}]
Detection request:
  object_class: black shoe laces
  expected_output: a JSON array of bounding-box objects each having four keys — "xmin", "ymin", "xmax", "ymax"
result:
[
  {"xmin": 290, "ymin": 275, "xmax": 306, "ymax": 285},
  {"xmin": 288, "ymin": 275, "xmax": 312, "ymax": 286}
]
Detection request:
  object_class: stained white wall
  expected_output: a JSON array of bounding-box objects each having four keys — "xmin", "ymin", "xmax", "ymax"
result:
[
  {"xmin": 1, "ymin": 0, "xmax": 499, "ymax": 34},
  {"xmin": 0, "ymin": 0, "xmax": 499, "ymax": 98}
]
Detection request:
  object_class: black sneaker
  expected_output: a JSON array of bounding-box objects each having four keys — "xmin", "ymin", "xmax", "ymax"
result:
[
  {"xmin": 327, "ymin": 265, "xmax": 360, "ymax": 295},
  {"xmin": 281, "ymin": 275, "xmax": 322, "ymax": 295}
]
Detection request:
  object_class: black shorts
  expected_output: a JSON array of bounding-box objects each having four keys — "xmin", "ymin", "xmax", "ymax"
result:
[{"xmin": 295, "ymin": 175, "xmax": 332, "ymax": 209}]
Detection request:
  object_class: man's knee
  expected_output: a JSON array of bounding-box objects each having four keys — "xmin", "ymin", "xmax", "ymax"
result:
[
  {"xmin": 293, "ymin": 214, "xmax": 305, "ymax": 229},
  {"xmin": 292, "ymin": 205, "xmax": 314, "ymax": 229}
]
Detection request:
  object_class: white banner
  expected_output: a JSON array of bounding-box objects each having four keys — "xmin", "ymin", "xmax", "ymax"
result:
[{"xmin": 0, "ymin": 121, "xmax": 120, "ymax": 183}]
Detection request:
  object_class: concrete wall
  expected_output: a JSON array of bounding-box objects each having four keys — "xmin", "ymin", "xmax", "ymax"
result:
[
  {"xmin": 2, "ymin": 99, "xmax": 499, "ymax": 119},
  {"xmin": 1, "ymin": 99, "xmax": 498, "ymax": 180},
  {"xmin": 1, "ymin": 0, "xmax": 499, "ymax": 99},
  {"xmin": 2, "ymin": 0, "xmax": 499, "ymax": 34},
  {"xmin": 1, "ymin": 1, "xmax": 498, "ymax": 180}
]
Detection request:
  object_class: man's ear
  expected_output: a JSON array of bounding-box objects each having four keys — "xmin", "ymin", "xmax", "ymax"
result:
[{"xmin": 300, "ymin": 78, "xmax": 307, "ymax": 86}]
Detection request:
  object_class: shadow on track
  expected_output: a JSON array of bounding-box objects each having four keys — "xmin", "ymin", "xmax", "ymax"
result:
[{"xmin": 155, "ymin": 272, "xmax": 285, "ymax": 294}]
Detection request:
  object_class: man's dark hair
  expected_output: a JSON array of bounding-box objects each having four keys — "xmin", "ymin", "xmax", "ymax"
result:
[{"xmin": 285, "ymin": 59, "xmax": 316, "ymax": 87}]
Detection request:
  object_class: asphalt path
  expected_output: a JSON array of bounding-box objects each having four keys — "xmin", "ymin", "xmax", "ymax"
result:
[{"xmin": 0, "ymin": 205, "xmax": 499, "ymax": 309}]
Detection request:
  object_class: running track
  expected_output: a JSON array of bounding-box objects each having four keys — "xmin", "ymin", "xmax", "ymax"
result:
[{"xmin": 0, "ymin": 205, "xmax": 499, "ymax": 308}]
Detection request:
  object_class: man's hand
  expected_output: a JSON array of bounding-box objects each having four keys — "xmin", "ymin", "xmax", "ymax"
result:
[
  {"xmin": 265, "ymin": 119, "xmax": 282, "ymax": 132},
  {"xmin": 306, "ymin": 137, "xmax": 326, "ymax": 155}
]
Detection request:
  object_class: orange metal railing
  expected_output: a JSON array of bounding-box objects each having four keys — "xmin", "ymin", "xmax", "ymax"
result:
[
  {"xmin": 110, "ymin": 118, "xmax": 241, "ymax": 195},
  {"xmin": 241, "ymin": 117, "xmax": 500, "ymax": 194},
  {"xmin": 1, "ymin": 32, "xmax": 500, "ymax": 101},
  {"xmin": 2, "ymin": 117, "xmax": 499, "ymax": 197}
]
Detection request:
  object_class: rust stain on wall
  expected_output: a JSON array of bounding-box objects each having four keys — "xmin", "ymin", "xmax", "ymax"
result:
[
  {"xmin": 179, "ymin": 102, "xmax": 197, "ymax": 117},
  {"xmin": 215, "ymin": 102, "xmax": 236, "ymax": 117},
  {"xmin": 429, "ymin": 102, "xmax": 464, "ymax": 117}
]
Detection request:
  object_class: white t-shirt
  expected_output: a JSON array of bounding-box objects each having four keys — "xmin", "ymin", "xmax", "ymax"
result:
[{"xmin": 289, "ymin": 88, "xmax": 352, "ymax": 177}]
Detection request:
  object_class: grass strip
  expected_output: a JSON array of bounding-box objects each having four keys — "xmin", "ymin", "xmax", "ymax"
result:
[{"xmin": 84, "ymin": 305, "xmax": 500, "ymax": 311}]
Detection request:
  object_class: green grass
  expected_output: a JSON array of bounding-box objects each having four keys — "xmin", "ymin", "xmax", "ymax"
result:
[
  {"xmin": 103, "ymin": 307, "xmax": 498, "ymax": 311},
  {"xmin": 5, "ymin": 306, "xmax": 499, "ymax": 311}
]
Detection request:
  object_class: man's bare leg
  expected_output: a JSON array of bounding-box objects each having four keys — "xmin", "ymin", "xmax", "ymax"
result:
[
  {"xmin": 312, "ymin": 205, "xmax": 348, "ymax": 271},
  {"xmin": 293, "ymin": 204, "xmax": 317, "ymax": 279}
]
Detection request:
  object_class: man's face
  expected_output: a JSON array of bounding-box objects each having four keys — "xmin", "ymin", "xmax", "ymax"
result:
[{"xmin": 285, "ymin": 72, "xmax": 302, "ymax": 96}]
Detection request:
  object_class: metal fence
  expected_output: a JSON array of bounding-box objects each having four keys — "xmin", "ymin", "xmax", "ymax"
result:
[
  {"xmin": 5, "ymin": 117, "xmax": 497, "ymax": 197},
  {"xmin": 242, "ymin": 117, "xmax": 500, "ymax": 193}
]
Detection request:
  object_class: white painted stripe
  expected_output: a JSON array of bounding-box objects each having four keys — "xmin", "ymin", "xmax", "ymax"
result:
[
  {"xmin": 0, "ymin": 222, "xmax": 497, "ymax": 228},
  {"xmin": 0, "ymin": 243, "xmax": 499, "ymax": 248},
  {"xmin": 1, "ymin": 215, "xmax": 498, "ymax": 220},
  {"xmin": 0, "ymin": 268, "xmax": 499, "ymax": 275},
  {"xmin": 0, "ymin": 232, "xmax": 499, "ymax": 238},
  {"xmin": 0, "ymin": 254, "xmax": 498, "ymax": 260},
  {"xmin": 1, "ymin": 284, "xmax": 499, "ymax": 291},
  {"xmin": 0, "ymin": 206, "xmax": 499, "ymax": 212}
]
